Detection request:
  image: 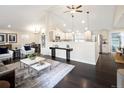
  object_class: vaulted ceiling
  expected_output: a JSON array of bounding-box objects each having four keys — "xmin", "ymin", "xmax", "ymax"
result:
[
  {"xmin": 0, "ymin": 5, "xmax": 51, "ymax": 31},
  {"xmin": 0, "ymin": 5, "xmax": 123, "ymax": 32},
  {"xmin": 48, "ymin": 5, "xmax": 115, "ymax": 32}
]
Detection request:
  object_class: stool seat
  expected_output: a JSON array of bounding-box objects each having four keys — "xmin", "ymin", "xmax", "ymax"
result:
[{"xmin": 0, "ymin": 80, "xmax": 10, "ymax": 88}]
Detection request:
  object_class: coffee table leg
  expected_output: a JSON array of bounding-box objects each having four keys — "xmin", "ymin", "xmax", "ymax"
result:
[
  {"xmin": 37, "ymin": 72, "xmax": 40, "ymax": 76},
  {"xmin": 20, "ymin": 62, "xmax": 21, "ymax": 69},
  {"xmin": 28, "ymin": 67, "xmax": 30, "ymax": 73},
  {"xmin": 20, "ymin": 62, "xmax": 24, "ymax": 69}
]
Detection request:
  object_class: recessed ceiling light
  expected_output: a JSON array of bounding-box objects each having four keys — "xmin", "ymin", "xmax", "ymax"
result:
[
  {"xmin": 8, "ymin": 24, "xmax": 11, "ymax": 28},
  {"xmin": 63, "ymin": 24, "xmax": 66, "ymax": 27},
  {"xmin": 84, "ymin": 27, "xmax": 88, "ymax": 30},
  {"xmin": 81, "ymin": 20, "xmax": 85, "ymax": 24}
]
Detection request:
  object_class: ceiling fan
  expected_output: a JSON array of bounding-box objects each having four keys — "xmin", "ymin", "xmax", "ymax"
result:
[{"xmin": 64, "ymin": 5, "xmax": 83, "ymax": 17}]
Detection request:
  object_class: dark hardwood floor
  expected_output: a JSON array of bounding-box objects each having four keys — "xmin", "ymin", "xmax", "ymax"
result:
[
  {"xmin": 3, "ymin": 53, "xmax": 124, "ymax": 88},
  {"xmin": 44, "ymin": 53, "xmax": 124, "ymax": 88}
]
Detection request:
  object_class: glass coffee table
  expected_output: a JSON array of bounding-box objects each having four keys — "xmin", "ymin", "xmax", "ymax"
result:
[
  {"xmin": 30, "ymin": 61, "xmax": 51, "ymax": 75},
  {"xmin": 20, "ymin": 57, "xmax": 46, "ymax": 73}
]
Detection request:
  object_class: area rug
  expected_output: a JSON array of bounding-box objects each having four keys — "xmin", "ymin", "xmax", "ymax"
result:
[
  {"xmin": 113, "ymin": 53, "xmax": 124, "ymax": 64},
  {"xmin": 7, "ymin": 59, "xmax": 75, "ymax": 88}
]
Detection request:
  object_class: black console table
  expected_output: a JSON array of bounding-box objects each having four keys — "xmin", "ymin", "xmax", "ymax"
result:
[
  {"xmin": 49, "ymin": 47, "xmax": 73, "ymax": 61},
  {"xmin": 12, "ymin": 49, "xmax": 21, "ymax": 60}
]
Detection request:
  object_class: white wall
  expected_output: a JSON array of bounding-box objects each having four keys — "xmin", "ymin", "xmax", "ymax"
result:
[
  {"xmin": 41, "ymin": 41, "xmax": 99, "ymax": 65},
  {"xmin": 0, "ymin": 29, "xmax": 39, "ymax": 49}
]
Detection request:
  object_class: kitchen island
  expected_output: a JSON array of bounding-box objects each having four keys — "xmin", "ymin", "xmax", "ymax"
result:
[
  {"xmin": 49, "ymin": 47, "xmax": 73, "ymax": 61},
  {"xmin": 41, "ymin": 41, "xmax": 99, "ymax": 65}
]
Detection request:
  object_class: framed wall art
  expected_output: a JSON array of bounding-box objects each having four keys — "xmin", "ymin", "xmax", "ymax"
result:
[
  {"xmin": 0, "ymin": 33, "xmax": 7, "ymax": 43},
  {"xmin": 8, "ymin": 33, "xmax": 17, "ymax": 43}
]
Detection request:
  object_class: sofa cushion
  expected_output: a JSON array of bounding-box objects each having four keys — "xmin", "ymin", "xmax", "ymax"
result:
[
  {"xmin": 0, "ymin": 53, "xmax": 11, "ymax": 58},
  {"xmin": 0, "ymin": 48, "xmax": 8, "ymax": 54},
  {"xmin": 24, "ymin": 46, "xmax": 31, "ymax": 51}
]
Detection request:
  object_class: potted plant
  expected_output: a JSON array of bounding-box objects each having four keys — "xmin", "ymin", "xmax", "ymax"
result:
[{"xmin": 27, "ymin": 53, "xmax": 37, "ymax": 60}]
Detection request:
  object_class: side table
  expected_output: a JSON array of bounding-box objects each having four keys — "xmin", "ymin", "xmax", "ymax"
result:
[{"xmin": 13, "ymin": 49, "xmax": 21, "ymax": 60}]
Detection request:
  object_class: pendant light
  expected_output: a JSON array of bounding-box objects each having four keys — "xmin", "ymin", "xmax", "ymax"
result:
[{"xmin": 84, "ymin": 11, "xmax": 92, "ymax": 41}]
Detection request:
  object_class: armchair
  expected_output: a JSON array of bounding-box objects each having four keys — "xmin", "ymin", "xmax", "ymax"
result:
[
  {"xmin": 20, "ymin": 46, "xmax": 35, "ymax": 57},
  {"xmin": 0, "ymin": 50, "xmax": 13, "ymax": 61},
  {"xmin": 0, "ymin": 68, "xmax": 15, "ymax": 88}
]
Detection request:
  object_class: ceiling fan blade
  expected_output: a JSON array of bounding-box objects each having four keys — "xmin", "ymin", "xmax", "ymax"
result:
[
  {"xmin": 76, "ymin": 10, "xmax": 83, "ymax": 12},
  {"xmin": 64, "ymin": 11, "xmax": 70, "ymax": 13},
  {"xmin": 66, "ymin": 6, "xmax": 72, "ymax": 9},
  {"xmin": 76, "ymin": 5, "xmax": 82, "ymax": 9}
]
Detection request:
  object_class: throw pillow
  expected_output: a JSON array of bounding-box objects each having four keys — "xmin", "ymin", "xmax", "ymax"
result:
[
  {"xmin": 24, "ymin": 46, "xmax": 31, "ymax": 51},
  {"xmin": 0, "ymin": 48, "xmax": 8, "ymax": 54}
]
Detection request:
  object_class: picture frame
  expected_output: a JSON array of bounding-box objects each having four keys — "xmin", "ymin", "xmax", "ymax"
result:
[
  {"xmin": 0, "ymin": 33, "xmax": 7, "ymax": 44},
  {"xmin": 8, "ymin": 33, "xmax": 17, "ymax": 43}
]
